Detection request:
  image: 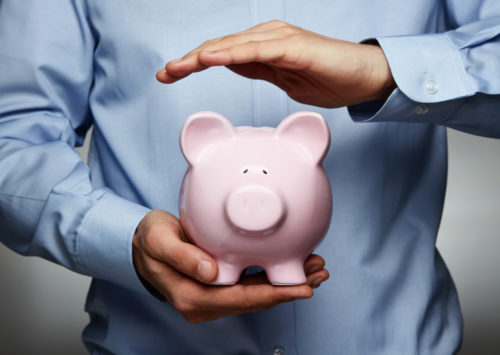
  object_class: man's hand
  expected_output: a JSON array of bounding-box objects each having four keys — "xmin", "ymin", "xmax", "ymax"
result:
[
  {"xmin": 156, "ymin": 20, "xmax": 396, "ymax": 107},
  {"xmin": 133, "ymin": 210, "xmax": 329, "ymax": 323}
]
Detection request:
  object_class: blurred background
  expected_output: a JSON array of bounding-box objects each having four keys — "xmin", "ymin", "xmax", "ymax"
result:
[{"xmin": 0, "ymin": 127, "xmax": 499, "ymax": 355}]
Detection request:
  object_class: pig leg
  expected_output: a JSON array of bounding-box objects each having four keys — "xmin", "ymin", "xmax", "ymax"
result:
[
  {"xmin": 266, "ymin": 259, "xmax": 307, "ymax": 285},
  {"xmin": 211, "ymin": 259, "xmax": 243, "ymax": 285}
]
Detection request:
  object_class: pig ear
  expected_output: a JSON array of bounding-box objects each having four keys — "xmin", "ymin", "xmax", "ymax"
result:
[
  {"xmin": 180, "ymin": 111, "xmax": 235, "ymax": 165},
  {"xmin": 276, "ymin": 111, "xmax": 330, "ymax": 162}
]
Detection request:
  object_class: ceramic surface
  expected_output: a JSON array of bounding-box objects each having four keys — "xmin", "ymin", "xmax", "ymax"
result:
[{"xmin": 179, "ymin": 111, "xmax": 332, "ymax": 285}]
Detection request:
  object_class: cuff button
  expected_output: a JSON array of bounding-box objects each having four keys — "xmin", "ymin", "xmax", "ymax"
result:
[
  {"xmin": 416, "ymin": 104, "xmax": 429, "ymax": 115},
  {"xmin": 424, "ymin": 79, "xmax": 439, "ymax": 95},
  {"xmin": 273, "ymin": 345, "xmax": 286, "ymax": 355}
]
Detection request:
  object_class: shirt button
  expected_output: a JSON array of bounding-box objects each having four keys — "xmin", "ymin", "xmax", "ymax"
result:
[
  {"xmin": 424, "ymin": 80, "xmax": 439, "ymax": 94},
  {"xmin": 416, "ymin": 104, "xmax": 429, "ymax": 115},
  {"xmin": 273, "ymin": 345, "xmax": 286, "ymax": 355}
]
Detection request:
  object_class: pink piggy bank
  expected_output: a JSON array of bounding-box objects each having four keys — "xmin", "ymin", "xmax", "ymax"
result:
[{"xmin": 179, "ymin": 111, "xmax": 332, "ymax": 285}]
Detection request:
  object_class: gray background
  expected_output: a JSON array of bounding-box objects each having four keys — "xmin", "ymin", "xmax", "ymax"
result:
[{"xmin": 0, "ymin": 127, "xmax": 499, "ymax": 354}]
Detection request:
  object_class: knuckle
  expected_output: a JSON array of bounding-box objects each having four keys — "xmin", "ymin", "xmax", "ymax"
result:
[
  {"xmin": 183, "ymin": 313, "xmax": 204, "ymax": 324},
  {"xmin": 288, "ymin": 33, "xmax": 307, "ymax": 43},
  {"xmin": 143, "ymin": 221, "xmax": 182, "ymax": 259},
  {"xmin": 288, "ymin": 92, "xmax": 306, "ymax": 104},
  {"xmin": 147, "ymin": 222, "xmax": 165, "ymax": 240},
  {"xmin": 147, "ymin": 260, "xmax": 163, "ymax": 278},
  {"xmin": 240, "ymin": 300, "xmax": 253, "ymax": 311},
  {"xmin": 248, "ymin": 40, "xmax": 262, "ymax": 53},
  {"xmin": 287, "ymin": 88, "xmax": 301, "ymax": 100},
  {"xmin": 266, "ymin": 19, "xmax": 285, "ymax": 27},
  {"xmin": 141, "ymin": 230, "xmax": 159, "ymax": 256},
  {"xmin": 173, "ymin": 298, "xmax": 194, "ymax": 314},
  {"xmin": 175, "ymin": 301, "xmax": 205, "ymax": 323},
  {"xmin": 166, "ymin": 220, "xmax": 184, "ymax": 238},
  {"xmin": 278, "ymin": 25, "xmax": 297, "ymax": 37},
  {"xmin": 201, "ymin": 38, "xmax": 217, "ymax": 48},
  {"xmin": 167, "ymin": 246, "xmax": 187, "ymax": 270},
  {"xmin": 240, "ymin": 287, "xmax": 256, "ymax": 311}
]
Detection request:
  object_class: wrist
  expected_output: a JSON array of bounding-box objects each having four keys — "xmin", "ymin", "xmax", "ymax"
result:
[
  {"xmin": 131, "ymin": 210, "xmax": 168, "ymax": 301},
  {"xmin": 361, "ymin": 43, "xmax": 397, "ymax": 102}
]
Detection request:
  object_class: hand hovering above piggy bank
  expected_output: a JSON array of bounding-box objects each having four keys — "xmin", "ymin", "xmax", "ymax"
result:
[{"xmin": 179, "ymin": 111, "xmax": 332, "ymax": 285}]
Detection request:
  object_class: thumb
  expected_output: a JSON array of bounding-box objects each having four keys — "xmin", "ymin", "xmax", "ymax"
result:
[{"xmin": 145, "ymin": 225, "xmax": 218, "ymax": 283}]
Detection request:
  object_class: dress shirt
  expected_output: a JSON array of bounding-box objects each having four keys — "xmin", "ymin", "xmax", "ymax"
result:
[{"xmin": 1, "ymin": 1, "xmax": 500, "ymax": 354}]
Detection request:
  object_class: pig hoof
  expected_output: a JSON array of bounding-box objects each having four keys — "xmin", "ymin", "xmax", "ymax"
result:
[
  {"xmin": 209, "ymin": 281, "xmax": 237, "ymax": 286},
  {"xmin": 266, "ymin": 262, "xmax": 307, "ymax": 285},
  {"xmin": 212, "ymin": 262, "xmax": 243, "ymax": 285}
]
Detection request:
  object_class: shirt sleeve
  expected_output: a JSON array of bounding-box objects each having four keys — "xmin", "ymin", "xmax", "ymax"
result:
[
  {"xmin": 348, "ymin": 3, "xmax": 500, "ymax": 138},
  {"xmin": 0, "ymin": 1, "xmax": 151, "ymax": 294}
]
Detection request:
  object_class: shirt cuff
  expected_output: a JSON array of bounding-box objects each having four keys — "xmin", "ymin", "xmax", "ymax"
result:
[
  {"xmin": 76, "ymin": 192, "xmax": 151, "ymax": 295},
  {"xmin": 376, "ymin": 32, "xmax": 474, "ymax": 103},
  {"xmin": 348, "ymin": 88, "xmax": 462, "ymax": 124},
  {"xmin": 348, "ymin": 31, "xmax": 475, "ymax": 124}
]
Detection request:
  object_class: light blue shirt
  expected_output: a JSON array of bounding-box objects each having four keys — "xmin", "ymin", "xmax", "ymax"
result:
[{"xmin": 1, "ymin": 1, "xmax": 499, "ymax": 354}]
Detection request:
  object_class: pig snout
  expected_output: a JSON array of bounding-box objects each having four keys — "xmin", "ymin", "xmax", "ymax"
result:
[{"xmin": 225, "ymin": 185, "xmax": 285, "ymax": 233}]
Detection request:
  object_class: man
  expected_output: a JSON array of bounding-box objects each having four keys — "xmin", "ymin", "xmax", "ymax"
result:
[{"xmin": 1, "ymin": 1, "xmax": 499, "ymax": 354}]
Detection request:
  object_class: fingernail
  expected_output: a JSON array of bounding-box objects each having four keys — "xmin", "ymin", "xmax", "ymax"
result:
[
  {"xmin": 169, "ymin": 59, "xmax": 182, "ymax": 65},
  {"xmin": 306, "ymin": 264, "xmax": 322, "ymax": 274},
  {"xmin": 311, "ymin": 278, "xmax": 323, "ymax": 288},
  {"xmin": 197, "ymin": 259, "xmax": 213, "ymax": 282}
]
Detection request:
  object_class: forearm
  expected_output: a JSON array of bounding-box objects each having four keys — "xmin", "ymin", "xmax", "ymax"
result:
[
  {"xmin": 0, "ymin": 0, "xmax": 151, "ymax": 294},
  {"xmin": 350, "ymin": 14, "xmax": 500, "ymax": 137}
]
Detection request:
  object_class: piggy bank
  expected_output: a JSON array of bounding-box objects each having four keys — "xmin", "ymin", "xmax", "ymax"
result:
[{"xmin": 179, "ymin": 111, "xmax": 332, "ymax": 285}]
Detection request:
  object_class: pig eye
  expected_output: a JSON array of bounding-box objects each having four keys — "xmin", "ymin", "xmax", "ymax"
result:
[
  {"xmin": 242, "ymin": 169, "xmax": 248, "ymax": 174},
  {"xmin": 262, "ymin": 169, "xmax": 268, "ymax": 174}
]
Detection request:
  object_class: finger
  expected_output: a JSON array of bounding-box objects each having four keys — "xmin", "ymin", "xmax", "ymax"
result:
[
  {"xmin": 225, "ymin": 63, "xmax": 297, "ymax": 97},
  {"xmin": 197, "ymin": 40, "xmax": 285, "ymax": 67},
  {"xmin": 225, "ymin": 62, "xmax": 276, "ymax": 81},
  {"xmin": 198, "ymin": 38, "xmax": 310, "ymax": 72},
  {"xmin": 174, "ymin": 20, "xmax": 293, "ymax": 64},
  {"xmin": 162, "ymin": 34, "xmax": 285, "ymax": 82},
  {"xmin": 306, "ymin": 268, "xmax": 330, "ymax": 289},
  {"xmin": 181, "ymin": 30, "xmax": 278, "ymax": 61},
  {"xmin": 150, "ymin": 262, "xmax": 313, "ymax": 322},
  {"xmin": 141, "ymin": 254, "xmax": 211, "ymax": 307},
  {"xmin": 176, "ymin": 24, "xmax": 270, "ymax": 61},
  {"xmin": 156, "ymin": 68, "xmax": 170, "ymax": 82},
  {"xmin": 141, "ymin": 223, "xmax": 218, "ymax": 283},
  {"xmin": 158, "ymin": 266, "xmax": 312, "ymax": 321},
  {"xmin": 156, "ymin": 67, "xmax": 196, "ymax": 84},
  {"xmin": 245, "ymin": 19, "xmax": 293, "ymax": 33},
  {"xmin": 304, "ymin": 254, "xmax": 326, "ymax": 275},
  {"xmin": 134, "ymin": 252, "xmax": 179, "ymax": 301},
  {"xmin": 157, "ymin": 22, "xmax": 300, "ymax": 84},
  {"xmin": 200, "ymin": 283, "xmax": 313, "ymax": 314}
]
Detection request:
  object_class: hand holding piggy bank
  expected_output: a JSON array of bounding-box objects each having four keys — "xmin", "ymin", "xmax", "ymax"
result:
[{"xmin": 179, "ymin": 111, "xmax": 332, "ymax": 285}]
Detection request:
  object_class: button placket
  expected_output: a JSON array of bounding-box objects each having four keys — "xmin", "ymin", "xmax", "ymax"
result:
[{"xmin": 251, "ymin": 0, "xmax": 287, "ymax": 127}]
